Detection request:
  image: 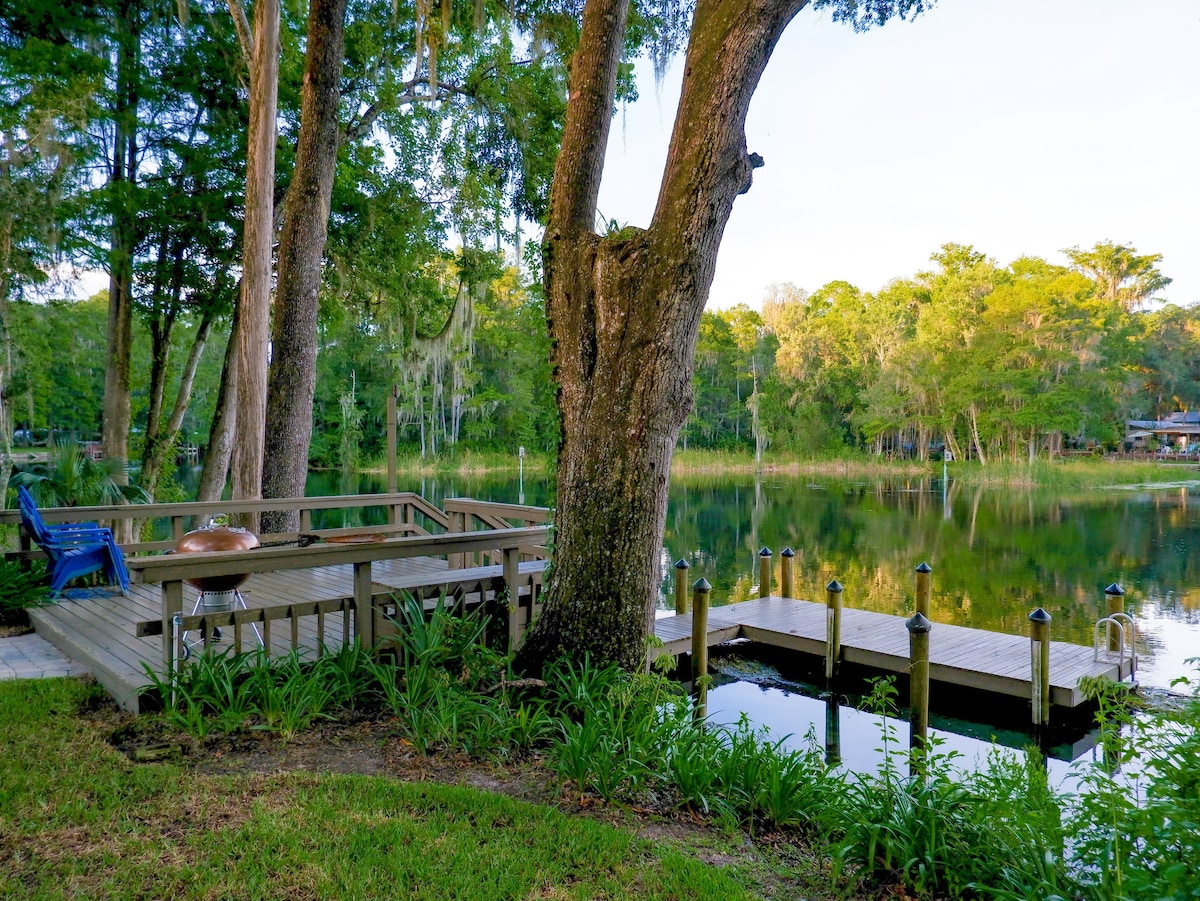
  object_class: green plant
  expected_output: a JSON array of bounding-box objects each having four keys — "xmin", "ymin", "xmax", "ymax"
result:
[
  {"xmin": 0, "ymin": 558, "xmax": 49, "ymax": 624},
  {"xmin": 1066, "ymin": 666, "xmax": 1200, "ymax": 901},
  {"xmin": 10, "ymin": 439, "xmax": 150, "ymax": 507},
  {"xmin": 502, "ymin": 699, "xmax": 556, "ymax": 750}
]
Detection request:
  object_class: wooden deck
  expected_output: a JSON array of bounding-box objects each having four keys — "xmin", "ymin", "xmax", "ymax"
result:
[
  {"xmin": 30, "ymin": 556, "xmax": 545, "ymax": 713},
  {"xmin": 652, "ymin": 596, "xmax": 1134, "ymax": 708}
]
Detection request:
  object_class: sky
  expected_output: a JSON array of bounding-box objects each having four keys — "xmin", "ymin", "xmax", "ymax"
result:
[{"xmin": 595, "ymin": 0, "xmax": 1200, "ymax": 311}]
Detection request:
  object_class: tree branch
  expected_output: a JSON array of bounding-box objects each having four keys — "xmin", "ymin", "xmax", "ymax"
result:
[
  {"xmin": 341, "ymin": 78, "xmax": 485, "ymax": 143},
  {"xmin": 546, "ymin": 0, "xmax": 630, "ymax": 237},
  {"xmin": 225, "ymin": 0, "xmax": 254, "ymax": 66},
  {"xmin": 651, "ymin": 0, "xmax": 810, "ymax": 292}
]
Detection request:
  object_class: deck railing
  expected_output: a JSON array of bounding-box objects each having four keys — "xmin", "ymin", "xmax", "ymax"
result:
[
  {"xmin": 1, "ymin": 492, "xmax": 453, "ymax": 559},
  {"xmin": 126, "ymin": 524, "xmax": 551, "ymax": 673},
  {"xmin": 443, "ymin": 497, "xmax": 552, "ymax": 567}
]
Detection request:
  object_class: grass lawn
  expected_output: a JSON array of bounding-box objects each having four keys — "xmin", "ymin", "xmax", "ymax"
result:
[{"xmin": 0, "ymin": 678, "xmax": 830, "ymax": 901}]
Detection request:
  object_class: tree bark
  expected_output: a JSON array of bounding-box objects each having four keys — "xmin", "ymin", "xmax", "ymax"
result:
[
  {"xmin": 261, "ymin": 0, "xmax": 348, "ymax": 533},
  {"xmin": 229, "ymin": 0, "xmax": 280, "ymax": 529},
  {"xmin": 0, "ymin": 269, "xmax": 12, "ymax": 511},
  {"xmin": 197, "ymin": 303, "xmax": 239, "ymax": 502},
  {"xmin": 140, "ymin": 312, "xmax": 216, "ymax": 498},
  {"xmin": 102, "ymin": 0, "xmax": 142, "ymax": 542},
  {"xmin": 517, "ymin": 0, "xmax": 808, "ymax": 672}
]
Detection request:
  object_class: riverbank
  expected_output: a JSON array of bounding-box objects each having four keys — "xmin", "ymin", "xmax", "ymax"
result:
[{"xmin": 363, "ymin": 448, "xmax": 1198, "ymax": 490}]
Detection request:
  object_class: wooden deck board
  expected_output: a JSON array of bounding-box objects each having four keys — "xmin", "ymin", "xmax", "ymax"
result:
[{"xmin": 651, "ymin": 595, "xmax": 1132, "ymax": 709}]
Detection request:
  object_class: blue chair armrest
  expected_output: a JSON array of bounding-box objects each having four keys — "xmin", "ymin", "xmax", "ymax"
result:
[{"xmin": 41, "ymin": 533, "xmax": 110, "ymax": 550}]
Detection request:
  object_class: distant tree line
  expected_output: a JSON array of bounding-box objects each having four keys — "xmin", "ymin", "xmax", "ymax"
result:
[
  {"xmin": 7, "ymin": 239, "xmax": 1192, "ymax": 474},
  {"xmin": 688, "ymin": 242, "xmax": 1192, "ymax": 464}
]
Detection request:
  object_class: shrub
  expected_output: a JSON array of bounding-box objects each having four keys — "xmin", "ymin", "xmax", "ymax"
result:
[{"xmin": 0, "ymin": 559, "xmax": 49, "ymax": 626}]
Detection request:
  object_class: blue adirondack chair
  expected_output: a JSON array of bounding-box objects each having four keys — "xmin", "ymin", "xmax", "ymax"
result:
[{"xmin": 16, "ymin": 486, "xmax": 131, "ymax": 597}]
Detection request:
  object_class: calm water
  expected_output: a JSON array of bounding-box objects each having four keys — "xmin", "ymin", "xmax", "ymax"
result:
[
  {"xmin": 308, "ymin": 467, "xmax": 1199, "ymax": 693},
  {"xmin": 300, "ymin": 466, "xmax": 1199, "ymax": 775}
]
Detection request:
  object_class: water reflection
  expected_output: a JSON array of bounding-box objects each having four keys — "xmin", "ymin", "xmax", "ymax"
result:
[
  {"xmin": 175, "ymin": 466, "xmax": 1198, "ymax": 692},
  {"xmin": 659, "ymin": 474, "xmax": 1200, "ymax": 691},
  {"xmin": 706, "ymin": 660, "xmax": 1086, "ymax": 786}
]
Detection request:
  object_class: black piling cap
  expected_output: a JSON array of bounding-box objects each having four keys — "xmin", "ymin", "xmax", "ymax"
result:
[
  {"xmin": 906, "ymin": 612, "xmax": 933, "ymax": 634},
  {"xmin": 693, "ymin": 577, "xmax": 712, "ymax": 592},
  {"xmin": 781, "ymin": 547, "xmax": 795, "ymax": 557},
  {"xmin": 915, "ymin": 562, "xmax": 932, "ymax": 574},
  {"xmin": 1028, "ymin": 607, "xmax": 1052, "ymax": 623},
  {"xmin": 1104, "ymin": 583, "xmax": 1125, "ymax": 596},
  {"xmin": 826, "ymin": 579, "xmax": 844, "ymax": 593},
  {"xmin": 675, "ymin": 558, "xmax": 690, "ymax": 570},
  {"xmin": 759, "ymin": 546, "xmax": 772, "ymax": 557}
]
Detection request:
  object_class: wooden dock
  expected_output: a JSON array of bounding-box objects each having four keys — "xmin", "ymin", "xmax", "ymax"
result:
[
  {"xmin": 652, "ymin": 596, "xmax": 1134, "ymax": 708},
  {"xmin": 31, "ymin": 555, "xmax": 546, "ymax": 712}
]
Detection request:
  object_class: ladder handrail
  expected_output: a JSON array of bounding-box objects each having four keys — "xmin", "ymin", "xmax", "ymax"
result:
[{"xmin": 1093, "ymin": 612, "xmax": 1137, "ymax": 678}]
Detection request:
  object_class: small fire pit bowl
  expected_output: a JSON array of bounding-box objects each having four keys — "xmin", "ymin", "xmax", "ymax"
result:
[{"xmin": 175, "ymin": 525, "xmax": 259, "ymax": 592}]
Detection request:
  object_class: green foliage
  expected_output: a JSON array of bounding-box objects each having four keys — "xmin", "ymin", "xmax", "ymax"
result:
[
  {"xmin": 142, "ymin": 643, "xmax": 379, "ymax": 740},
  {"xmin": 9, "ymin": 439, "xmax": 150, "ymax": 506},
  {"xmin": 828, "ymin": 679, "xmax": 1070, "ymax": 899},
  {"xmin": 139, "ymin": 613, "xmax": 1200, "ymax": 900},
  {"xmin": 1068, "ymin": 668, "xmax": 1200, "ymax": 901},
  {"xmin": 0, "ymin": 557, "xmax": 49, "ymax": 624}
]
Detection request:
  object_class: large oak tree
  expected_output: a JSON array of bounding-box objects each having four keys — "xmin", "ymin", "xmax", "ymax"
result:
[{"xmin": 517, "ymin": 0, "xmax": 933, "ymax": 672}]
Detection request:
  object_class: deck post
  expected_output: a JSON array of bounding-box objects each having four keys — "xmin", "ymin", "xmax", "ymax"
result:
[
  {"xmin": 503, "ymin": 547, "xmax": 521, "ymax": 650},
  {"xmin": 907, "ymin": 612, "xmax": 932, "ymax": 773},
  {"xmin": 780, "ymin": 548, "xmax": 794, "ymax": 599},
  {"xmin": 915, "ymin": 562, "xmax": 932, "ymax": 618},
  {"xmin": 674, "ymin": 559, "xmax": 690, "ymax": 614},
  {"xmin": 691, "ymin": 578, "xmax": 711, "ymax": 719},
  {"xmin": 1029, "ymin": 607, "xmax": 1052, "ymax": 735},
  {"xmin": 758, "ymin": 547, "xmax": 772, "ymax": 598},
  {"xmin": 825, "ymin": 580, "xmax": 844, "ymax": 684},
  {"xmin": 161, "ymin": 579, "xmax": 184, "ymax": 675},
  {"xmin": 1104, "ymin": 583, "xmax": 1125, "ymax": 652},
  {"xmin": 354, "ymin": 561, "xmax": 374, "ymax": 650}
]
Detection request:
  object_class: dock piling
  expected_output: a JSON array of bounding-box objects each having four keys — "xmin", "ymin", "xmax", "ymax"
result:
[
  {"xmin": 1029, "ymin": 607, "xmax": 1052, "ymax": 735},
  {"xmin": 1104, "ymin": 583, "xmax": 1125, "ymax": 652},
  {"xmin": 691, "ymin": 578, "xmax": 712, "ymax": 718},
  {"xmin": 907, "ymin": 612, "xmax": 932, "ymax": 771},
  {"xmin": 759, "ymin": 547, "xmax": 772, "ymax": 598},
  {"xmin": 780, "ymin": 547, "xmax": 795, "ymax": 599},
  {"xmin": 674, "ymin": 559, "xmax": 690, "ymax": 614},
  {"xmin": 825, "ymin": 580, "xmax": 844, "ymax": 684},
  {"xmin": 915, "ymin": 562, "xmax": 932, "ymax": 618},
  {"xmin": 824, "ymin": 693, "xmax": 841, "ymax": 766}
]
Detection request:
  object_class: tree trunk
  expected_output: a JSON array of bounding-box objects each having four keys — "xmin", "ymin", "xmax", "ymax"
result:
[
  {"xmin": 0, "ymin": 269, "xmax": 12, "ymax": 510},
  {"xmin": 969, "ymin": 403, "xmax": 987, "ymax": 466},
  {"xmin": 230, "ymin": 0, "xmax": 280, "ymax": 530},
  {"xmin": 197, "ymin": 306, "xmax": 239, "ymax": 502},
  {"xmin": 261, "ymin": 0, "xmax": 347, "ymax": 533},
  {"xmin": 103, "ymin": 0, "xmax": 142, "ymax": 543},
  {"xmin": 517, "ymin": 0, "xmax": 808, "ymax": 672},
  {"xmin": 140, "ymin": 312, "xmax": 215, "ymax": 498}
]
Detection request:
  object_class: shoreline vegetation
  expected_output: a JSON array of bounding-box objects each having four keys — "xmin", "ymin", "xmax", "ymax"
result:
[
  {"xmin": 356, "ymin": 448, "xmax": 1197, "ymax": 490},
  {"xmin": 7, "ymin": 632, "xmax": 1196, "ymax": 900}
]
